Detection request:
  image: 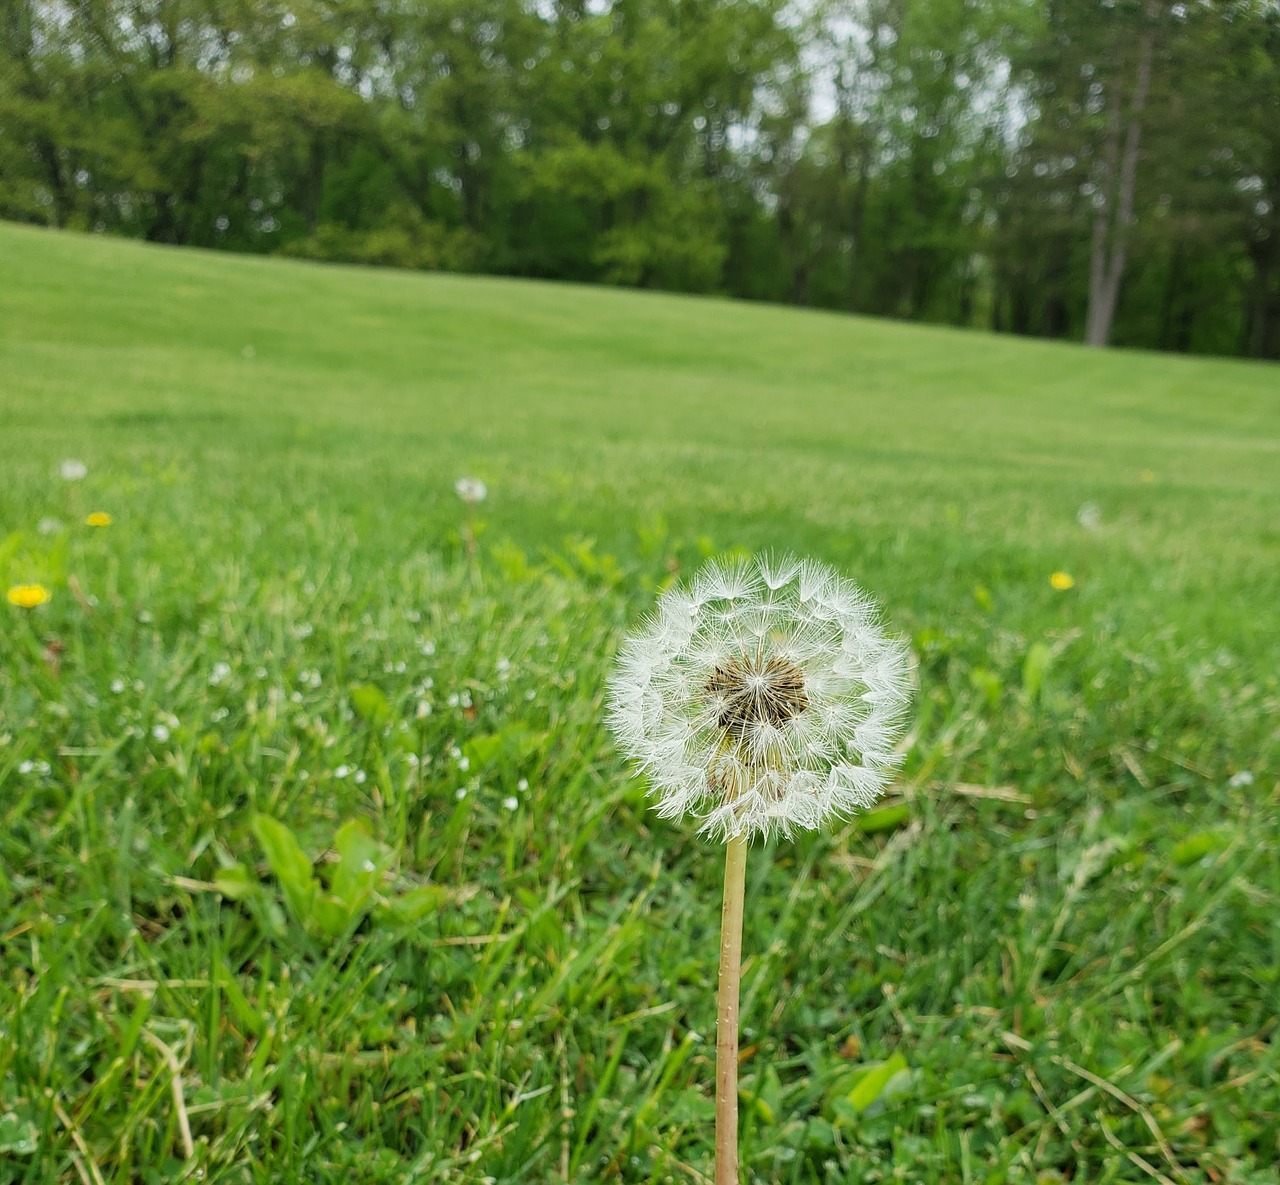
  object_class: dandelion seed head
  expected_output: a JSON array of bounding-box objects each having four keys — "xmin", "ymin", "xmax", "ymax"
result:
[
  {"xmin": 607, "ymin": 555, "xmax": 914, "ymax": 841},
  {"xmin": 60, "ymin": 459, "xmax": 88, "ymax": 481},
  {"xmin": 454, "ymin": 476, "xmax": 487, "ymax": 504},
  {"xmin": 1076, "ymin": 502, "xmax": 1102, "ymax": 531}
]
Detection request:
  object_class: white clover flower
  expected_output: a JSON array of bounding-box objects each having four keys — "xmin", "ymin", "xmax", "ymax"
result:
[
  {"xmin": 455, "ymin": 477, "xmax": 487, "ymax": 504},
  {"xmin": 607, "ymin": 555, "xmax": 914, "ymax": 841},
  {"xmin": 59, "ymin": 459, "xmax": 88, "ymax": 481}
]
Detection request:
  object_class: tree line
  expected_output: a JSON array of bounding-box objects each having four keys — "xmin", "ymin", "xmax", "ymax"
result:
[{"xmin": 2, "ymin": 0, "xmax": 1277, "ymax": 358}]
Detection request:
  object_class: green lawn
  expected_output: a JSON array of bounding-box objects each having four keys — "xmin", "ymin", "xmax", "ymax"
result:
[{"xmin": 1, "ymin": 221, "xmax": 1277, "ymax": 1183}]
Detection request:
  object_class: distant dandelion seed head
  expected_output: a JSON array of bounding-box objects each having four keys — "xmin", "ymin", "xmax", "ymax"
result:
[
  {"xmin": 1076, "ymin": 502, "xmax": 1102, "ymax": 531},
  {"xmin": 607, "ymin": 555, "xmax": 914, "ymax": 841},
  {"xmin": 454, "ymin": 477, "xmax": 487, "ymax": 505},
  {"xmin": 59, "ymin": 459, "xmax": 88, "ymax": 481}
]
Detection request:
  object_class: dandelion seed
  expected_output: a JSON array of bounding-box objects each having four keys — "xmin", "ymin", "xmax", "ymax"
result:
[
  {"xmin": 517, "ymin": 778, "xmax": 529, "ymax": 792},
  {"xmin": 151, "ymin": 724, "xmax": 170, "ymax": 742},
  {"xmin": 1229, "ymin": 770, "xmax": 1254, "ymax": 788},
  {"xmin": 354, "ymin": 769, "xmax": 367, "ymax": 784},
  {"xmin": 60, "ymin": 459, "xmax": 88, "ymax": 481},
  {"xmin": 7, "ymin": 584, "xmax": 51, "ymax": 609},
  {"xmin": 85, "ymin": 511, "xmax": 112, "ymax": 527},
  {"xmin": 210, "ymin": 662, "xmax": 232, "ymax": 686},
  {"xmin": 1049, "ymin": 571, "xmax": 1075, "ymax": 591},
  {"xmin": 502, "ymin": 796, "xmax": 519, "ymax": 811},
  {"xmin": 455, "ymin": 787, "xmax": 467, "ymax": 800},
  {"xmin": 110, "ymin": 679, "xmax": 126, "ymax": 694},
  {"xmin": 454, "ymin": 476, "xmax": 487, "ymax": 504},
  {"xmin": 38, "ymin": 517, "xmax": 64, "ymax": 535},
  {"xmin": 416, "ymin": 700, "xmax": 433, "ymax": 718},
  {"xmin": 607, "ymin": 554, "xmax": 913, "ymax": 841},
  {"xmin": 334, "ymin": 764, "xmax": 351, "ymax": 778},
  {"xmin": 457, "ymin": 756, "xmax": 471, "ymax": 772}
]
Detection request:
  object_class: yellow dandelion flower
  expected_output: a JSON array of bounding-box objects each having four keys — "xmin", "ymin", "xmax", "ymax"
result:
[
  {"xmin": 85, "ymin": 511, "xmax": 113, "ymax": 527},
  {"xmin": 1049, "ymin": 571, "xmax": 1075, "ymax": 591},
  {"xmin": 7, "ymin": 584, "xmax": 52, "ymax": 608}
]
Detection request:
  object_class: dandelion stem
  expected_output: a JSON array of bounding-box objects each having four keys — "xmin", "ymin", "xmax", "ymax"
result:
[{"xmin": 715, "ymin": 832, "xmax": 748, "ymax": 1185}]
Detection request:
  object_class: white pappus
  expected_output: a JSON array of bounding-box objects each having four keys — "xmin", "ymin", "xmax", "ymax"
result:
[{"xmin": 607, "ymin": 555, "xmax": 914, "ymax": 841}]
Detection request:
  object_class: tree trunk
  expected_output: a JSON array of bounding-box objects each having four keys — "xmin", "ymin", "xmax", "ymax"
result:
[{"xmin": 1084, "ymin": 11, "xmax": 1156, "ymax": 347}]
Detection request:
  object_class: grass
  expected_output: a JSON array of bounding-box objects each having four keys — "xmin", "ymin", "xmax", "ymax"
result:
[{"xmin": 0, "ymin": 219, "xmax": 1277, "ymax": 1184}]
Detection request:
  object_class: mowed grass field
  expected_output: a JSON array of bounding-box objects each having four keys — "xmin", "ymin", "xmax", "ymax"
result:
[{"xmin": 1, "ymin": 220, "xmax": 1277, "ymax": 1184}]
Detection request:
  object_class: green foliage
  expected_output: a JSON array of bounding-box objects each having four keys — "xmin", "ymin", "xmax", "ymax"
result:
[
  {"xmin": 2, "ymin": 0, "xmax": 1277, "ymax": 354},
  {"xmin": 0, "ymin": 227, "xmax": 1277, "ymax": 1181}
]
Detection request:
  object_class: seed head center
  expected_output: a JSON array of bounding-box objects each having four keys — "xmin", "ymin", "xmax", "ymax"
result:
[{"xmin": 706, "ymin": 654, "xmax": 808, "ymax": 739}]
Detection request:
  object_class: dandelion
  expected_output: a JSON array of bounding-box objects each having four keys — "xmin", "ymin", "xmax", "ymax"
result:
[
  {"xmin": 1049, "ymin": 571, "xmax": 1075, "ymax": 591},
  {"xmin": 608, "ymin": 554, "xmax": 912, "ymax": 841},
  {"xmin": 85, "ymin": 511, "xmax": 112, "ymax": 527},
  {"xmin": 60, "ymin": 459, "xmax": 88, "ymax": 481},
  {"xmin": 1076, "ymin": 502, "xmax": 1102, "ymax": 531},
  {"xmin": 502, "ymin": 796, "xmax": 519, "ymax": 811},
  {"xmin": 7, "ymin": 584, "xmax": 51, "ymax": 609},
  {"xmin": 455, "ymin": 477, "xmax": 486, "ymax": 557},
  {"xmin": 151, "ymin": 724, "xmax": 170, "ymax": 742},
  {"xmin": 607, "ymin": 554, "xmax": 913, "ymax": 1185},
  {"xmin": 454, "ymin": 477, "xmax": 487, "ymax": 504},
  {"xmin": 38, "ymin": 517, "xmax": 64, "ymax": 535}
]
